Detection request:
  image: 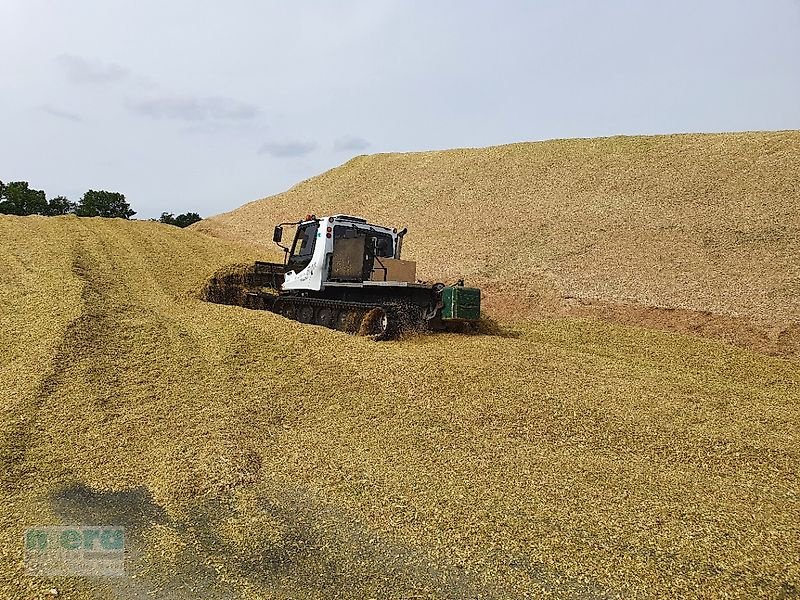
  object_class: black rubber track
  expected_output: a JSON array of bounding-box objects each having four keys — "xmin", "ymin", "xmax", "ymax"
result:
[{"xmin": 269, "ymin": 295, "xmax": 421, "ymax": 340}]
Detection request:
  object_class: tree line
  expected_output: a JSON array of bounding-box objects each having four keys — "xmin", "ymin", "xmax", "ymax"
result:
[{"xmin": 0, "ymin": 180, "xmax": 201, "ymax": 227}]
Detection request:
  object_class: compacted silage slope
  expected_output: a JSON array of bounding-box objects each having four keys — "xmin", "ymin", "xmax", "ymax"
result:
[
  {"xmin": 193, "ymin": 131, "xmax": 800, "ymax": 355},
  {"xmin": 1, "ymin": 215, "xmax": 799, "ymax": 599}
]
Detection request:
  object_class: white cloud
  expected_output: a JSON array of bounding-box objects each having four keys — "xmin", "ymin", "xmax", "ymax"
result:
[
  {"xmin": 56, "ymin": 54, "xmax": 129, "ymax": 84},
  {"xmin": 41, "ymin": 105, "xmax": 83, "ymax": 122},
  {"xmin": 334, "ymin": 135, "xmax": 371, "ymax": 152},
  {"xmin": 128, "ymin": 96, "xmax": 260, "ymax": 122},
  {"xmin": 258, "ymin": 140, "xmax": 317, "ymax": 158}
]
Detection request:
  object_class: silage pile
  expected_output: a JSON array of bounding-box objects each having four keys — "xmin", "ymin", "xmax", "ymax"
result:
[
  {"xmin": 200, "ymin": 263, "xmax": 263, "ymax": 306},
  {"xmin": 1, "ymin": 214, "xmax": 799, "ymax": 598},
  {"xmin": 192, "ymin": 131, "xmax": 800, "ymax": 355}
]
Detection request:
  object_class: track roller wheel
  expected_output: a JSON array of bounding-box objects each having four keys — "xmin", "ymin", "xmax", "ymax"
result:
[
  {"xmin": 333, "ymin": 309, "xmax": 346, "ymax": 331},
  {"xmin": 297, "ymin": 304, "xmax": 314, "ymax": 324},
  {"xmin": 279, "ymin": 302, "xmax": 296, "ymax": 321},
  {"xmin": 314, "ymin": 306, "xmax": 335, "ymax": 328},
  {"xmin": 332, "ymin": 309, "xmax": 356, "ymax": 333},
  {"xmin": 359, "ymin": 306, "xmax": 400, "ymax": 341}
]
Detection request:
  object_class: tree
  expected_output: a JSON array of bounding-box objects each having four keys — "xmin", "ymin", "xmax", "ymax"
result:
[
  {"xmin": 42, "ymin": 195, "xmax": 77, "ymax": 216},
  {"xmin": 75, "ymin": 190, "xmax": 135, "ymax": 219},
  {"xmin": 174, "ymin": 212, "xmax": 201, "ymax": 227},
  {"xmin": 159, "ymin": 211, "xmax": 202, "ymax": 228},
  {"xmin": 0, "ymin": 181, "xmax": 48, "ymax": 216}
]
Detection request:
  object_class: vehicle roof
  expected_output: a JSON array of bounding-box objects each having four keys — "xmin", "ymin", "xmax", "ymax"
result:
[{"xmin": 304, "ymin": 214, "xmax": 395, "ymax": 232}]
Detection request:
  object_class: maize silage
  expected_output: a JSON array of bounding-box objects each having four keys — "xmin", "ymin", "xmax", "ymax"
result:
[
  {"xmin": 192, "ymin": 131, "xmax": 800, "ymax": 354},
  {"xmin": 200, "ymin": 263, "xmax": 262, "ymax": 306},
  {"xmin": 1, "ymin": 214, "xmax": 798, "ymax": 598}
]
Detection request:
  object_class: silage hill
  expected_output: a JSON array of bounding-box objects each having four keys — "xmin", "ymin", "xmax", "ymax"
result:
[
  {"xmin": 193, "ymin": 131, "xmax": 800, "ymax": 355},
  {"xmin": 1, "ymin": 215, "xmax": 799, "ymax": 599}
]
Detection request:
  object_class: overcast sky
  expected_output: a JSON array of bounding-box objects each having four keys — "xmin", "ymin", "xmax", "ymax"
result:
[{"xmin": 1, "ymin": 1, "xmax": 798, "ymax": 219}]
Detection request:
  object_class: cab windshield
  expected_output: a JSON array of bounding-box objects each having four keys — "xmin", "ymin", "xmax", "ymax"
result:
[{"xmin": 288, "ymin": 221, "xmax": 318, "ymax": 272}]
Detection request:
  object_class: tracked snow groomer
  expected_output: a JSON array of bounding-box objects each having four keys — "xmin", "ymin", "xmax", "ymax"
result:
[{"xmin": 203, "ymin": 214, "xmax": 480, "ymax": 339}]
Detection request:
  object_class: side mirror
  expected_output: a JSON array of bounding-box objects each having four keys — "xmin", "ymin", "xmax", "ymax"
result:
[{"xmin": 273, "ymin": 225, "xmax": 283, "ymax": 243}]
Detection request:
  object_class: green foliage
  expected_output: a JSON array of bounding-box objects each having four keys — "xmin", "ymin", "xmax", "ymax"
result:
[
  {"xmin": 0, "ymin": 181, "xmax": 48, "ymax": 216},
  {"xmin": 75, "ymin": 190, "xmax": 136, "ymax": 219},
  {"xmin": 175, "ymin": 212, "xmax": 202, "ymax": 227},
  {"xmin": 159, "ymin": 211, "xmax": 202, "ymax": 228},
  {"xmin": 0, "ymin": 179, "xmax": 195, "ymax": 223},
  {"xmin": 42, "ymin": 195, "xmax": 77, "ymax": 216}
]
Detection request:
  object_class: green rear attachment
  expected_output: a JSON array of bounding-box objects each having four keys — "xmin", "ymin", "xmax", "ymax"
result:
[{"xmin": 441, "ymin": 286, "xmax": 481, "ymax": 321}]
